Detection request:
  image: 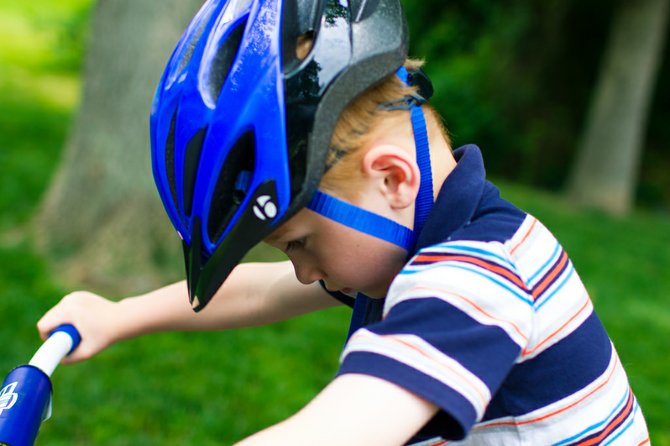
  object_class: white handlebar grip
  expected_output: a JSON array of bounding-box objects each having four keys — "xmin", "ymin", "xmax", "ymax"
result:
[{"xmin": 29, "ymin": 325, "xmax": 81, "ymax": 377}]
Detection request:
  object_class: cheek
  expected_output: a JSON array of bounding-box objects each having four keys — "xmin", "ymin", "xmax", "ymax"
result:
[{"xmin": 318, "ymin": 231, "xmax": 406, "ymax": 290}]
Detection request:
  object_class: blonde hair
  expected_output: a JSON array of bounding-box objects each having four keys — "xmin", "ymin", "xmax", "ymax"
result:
[{"xmin": 321, "ymin": 58, "xmax": 450, "ymax": 198}]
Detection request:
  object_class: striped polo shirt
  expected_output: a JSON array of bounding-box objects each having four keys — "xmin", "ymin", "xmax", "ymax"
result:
[{"xmin": 336, "ymin": 145, "xmax": 649, "ymax": 445}]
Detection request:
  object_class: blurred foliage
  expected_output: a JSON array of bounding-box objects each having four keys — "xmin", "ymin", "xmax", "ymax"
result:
[
  {"xmin": 0, "ymin": 0, "xmax": 88, "ymax": 234},
  {"xmin": 45, "ymin": 1, "xmax": 93, "ymax": 72},
  {"xmin": 402, "ymin": 0, "xmax": 670, "ymax": 210},
  {"xmin": 0, "ymin": 0, "xmax": 92, "ymax": 72}
]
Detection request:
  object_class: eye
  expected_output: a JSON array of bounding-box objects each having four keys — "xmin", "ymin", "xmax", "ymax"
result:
[{"xmin": 286, "ymin": 238, "xmax": 306, "ymax": 252}]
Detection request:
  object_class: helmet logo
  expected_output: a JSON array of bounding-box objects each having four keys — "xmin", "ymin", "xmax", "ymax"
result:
[{"xmin": 253, "ymin": 195, "xmax": 277, "ymax": 221}]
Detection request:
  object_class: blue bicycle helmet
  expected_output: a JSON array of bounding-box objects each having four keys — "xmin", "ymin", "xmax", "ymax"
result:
[{"xmin": 150, "ymin": 0, "xmax": 410, "ymax": 311}]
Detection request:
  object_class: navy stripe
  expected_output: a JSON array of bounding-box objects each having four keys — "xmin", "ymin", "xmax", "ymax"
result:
[
  {"xmin": 346, "ymin": 294, "xmax": 385, "ymax": 340},
  {"xmin": 483, "ymin": 311, "xmax": 611, "ymax": 420},
  {"xmin": 368, "ymin": 299, "xmax": 521, "ymax": 394},
  {"xmin": 450, "ymin": 185, "xmax": 527, "ymax": 245},
  {"xmin": 338, "ymin": 351, "xmax": 472, "ymax": 441}
]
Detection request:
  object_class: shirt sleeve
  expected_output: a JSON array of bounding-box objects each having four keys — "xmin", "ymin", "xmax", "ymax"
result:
[{"xmin": 336, "ymin": 242, "xmax": 534, "ymax": 440}]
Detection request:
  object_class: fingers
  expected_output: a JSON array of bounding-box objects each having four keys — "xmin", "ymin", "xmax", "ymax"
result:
[
  {"xmin": 35, "ymin": 291, "xmax": 116, "ymax": 364},
  {"xmin": 59, "ymin": 343, "xmax": 93, "ymax": 365},
  {"xmin": 36, "ymin": 292, "xmax": 78, "ymax": 341}
]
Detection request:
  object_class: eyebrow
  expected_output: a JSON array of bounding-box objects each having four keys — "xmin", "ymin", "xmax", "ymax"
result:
[
  {"xmin": 264, "ymin": 226, "xmax": 290, "ymax": 245},
  {"xmin": 264, "ymin": 233, "xmax": 281, "ymax": 245}
]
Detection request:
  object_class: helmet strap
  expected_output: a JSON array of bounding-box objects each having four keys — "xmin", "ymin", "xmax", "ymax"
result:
[
  {"xmin": 306, "ymin": 67, "xmax": 434, "ymax": 252},
  {"xmin": 410, "ymin": 100, "xmax": 433, "ymax": 235},
  {"xmin": 307, "ymin": 190, "xmax": 416, "ymax": 251},
  {"xmin": 395, "ymin": 65, "xmax": 434, "ymax": 235}
]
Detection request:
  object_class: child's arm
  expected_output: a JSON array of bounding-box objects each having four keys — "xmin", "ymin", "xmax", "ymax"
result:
[
  {"xmin": 235, "ymin": 373, "xmax": 439, "ymax": 446},
  {"xmin": 36, "ymin": 260, "xmax": 338, "ymax": 363}
]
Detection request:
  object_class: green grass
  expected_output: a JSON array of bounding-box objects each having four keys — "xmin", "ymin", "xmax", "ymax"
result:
[{"xmin": 1, "ymin": 2, "xmax": 669, "ymax": 445}]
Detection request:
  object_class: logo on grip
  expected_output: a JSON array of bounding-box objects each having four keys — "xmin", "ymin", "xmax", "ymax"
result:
[{"xmin": 0, "ymin": 382, "xmax": 19, "ymax": 416}]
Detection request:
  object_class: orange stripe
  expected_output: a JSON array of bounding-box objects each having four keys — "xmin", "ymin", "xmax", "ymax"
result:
[
  {"xmin": 410, "ymin": 286, "xmax": 529, "ymax": 344},
  {"xmin": 637, "ymin": 437, "xmax": 651, "ymax": 446},
  {"xmin": 413, "ymin": 255, "xmax": 527, "ymax": 290},
  {"xmin": 532, "ymin": 250, "xmax": 568, "ymax": 299},
  {"xmin": 576, "ymin": 390, "xmax": 634, "ymax": 445},
  {"xmin": 522, "ymin": 298, "xmax": 590, "ymax": 357},
  {"xmin": 477, "ymin": 355, "xmax": 619, "ymax": 428},
  {"xmin": 510, "ymin": 218, "xmax": 537, "ymax": 255}
]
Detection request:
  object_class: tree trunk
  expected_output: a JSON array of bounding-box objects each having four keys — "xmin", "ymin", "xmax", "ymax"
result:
[
  {"xmin": 566, "ymin": 0, "xmax": 669, "ymax": 215},
  {"xmin": 35, "ymin": 0, "xmax": 204, "ymax": 294}
]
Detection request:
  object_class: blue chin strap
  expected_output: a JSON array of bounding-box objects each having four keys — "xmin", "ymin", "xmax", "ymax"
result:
[
  {"xmin": 307, "ymin": 66, "xmax": 434, "ymax": 253},
  {"xmin": 308, "ymin": 191, "xmax": 417, "ymax": 249}
]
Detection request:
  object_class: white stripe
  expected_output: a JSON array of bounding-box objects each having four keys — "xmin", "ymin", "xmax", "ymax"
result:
[
  {"xmin": 402, "ymin": 261, "xmax": 531, "ymax": 303},
  {"xmin": 521, "ymin": 289, "xmax": 593, "ymax": 361},
  {"xmin": 534, "ymin": 262, "xmax": 576, "ymax": 310},
  {"xmin": 527, "ymin": 241, "xmax": 562, "ymax": 286},
  {"xmin": 411, "ymin": 241, "xmax": 516, "ymax": 270},
  {"xmin": 342, "ymin": 329, "xmax": 491, "ymax": 419},
  {"xmin": 508, "ymin": 217, "xmax": 561, "ymax": 284},
  {"xmin": 504, "ymin": 215, "xmax": 538, "ymax": 259},
  {"xmin": 387, "ymin": 272, "xmax": 533, "ymax": 349}
]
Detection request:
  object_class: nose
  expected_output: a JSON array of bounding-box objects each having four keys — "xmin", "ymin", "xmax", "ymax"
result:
[{"xmin": 292, "ymin": 260, "xmax": 323, "ymax": 285}]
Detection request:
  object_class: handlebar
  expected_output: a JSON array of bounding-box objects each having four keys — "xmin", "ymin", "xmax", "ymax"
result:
[
  {"xmin": 0, "ymin": 324, "xmax": 81, "ymax": 446},
  {"xmin": 29, "ymin": 325, "xmax": 81, "ymax": 376}
]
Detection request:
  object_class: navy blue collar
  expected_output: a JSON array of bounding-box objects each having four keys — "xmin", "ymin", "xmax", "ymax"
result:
[{"xmin": 413, "ymin": 144, "xmax": 487, "ymax": 254}]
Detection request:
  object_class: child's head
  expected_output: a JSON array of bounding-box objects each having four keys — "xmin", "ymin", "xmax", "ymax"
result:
[
  {"xmin": 150, "ymin": 0, "xmax": 443, "ymax": 309},
  {"xmin": 321, "ymin": 58, "xmax": 451, "ymax": 201},
  {"xmin": 263, "ymin": 58, "xmax": 453, "ymax": 297}
]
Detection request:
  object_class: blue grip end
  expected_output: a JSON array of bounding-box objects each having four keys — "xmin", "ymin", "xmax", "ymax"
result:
[{"xmin": 51, "ymin": 324, "xmax": 82, "ymax": 355}]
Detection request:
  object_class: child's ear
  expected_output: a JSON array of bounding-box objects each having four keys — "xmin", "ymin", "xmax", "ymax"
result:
[{"xmin": 362, "ymin": 144, "xmax": 420, "ymax": 209}]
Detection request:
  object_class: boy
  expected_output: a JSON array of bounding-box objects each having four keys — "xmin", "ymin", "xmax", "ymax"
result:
[{"xmin": 38, "ymin": 0, "xmax": 650, "ymax": 444}]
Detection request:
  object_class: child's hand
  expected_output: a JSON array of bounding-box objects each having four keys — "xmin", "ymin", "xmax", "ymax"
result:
[{"xmin": 37, "ymin": 291, "xmax": 122, "ymax": 364}]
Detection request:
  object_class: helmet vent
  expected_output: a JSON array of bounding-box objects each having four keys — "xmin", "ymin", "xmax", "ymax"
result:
[
  {"xmin": 165, "ymin": 111, "xmax": 179, "ymax": 210},
  {"xmin": 295, "ymin": 31, "xmax": 315, "ymax": 61},
  {"xmin": 281, "ymin": 0, "xmax": 319, "ymax": 73},
  {"xmin": 207, "ymin": 131, "xmax": 256, "ymax": 243},
  {"xmin": 176, "ymin": 4, "xmax": 217, "ymax": 75},
  {"xmin": 350, "ymin": 0, "xmax": 381, "ymax": 22},
  {"xmin": 167, "ymin": 1, "xmax": 218, "ymax": 88},
  {"xmin": 205, "ymin": 18, "xmax": 247, "ymax": 107},
  {"xmin": 184, "ymin": 127, "xmax": 207, "ymax": 216}
]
